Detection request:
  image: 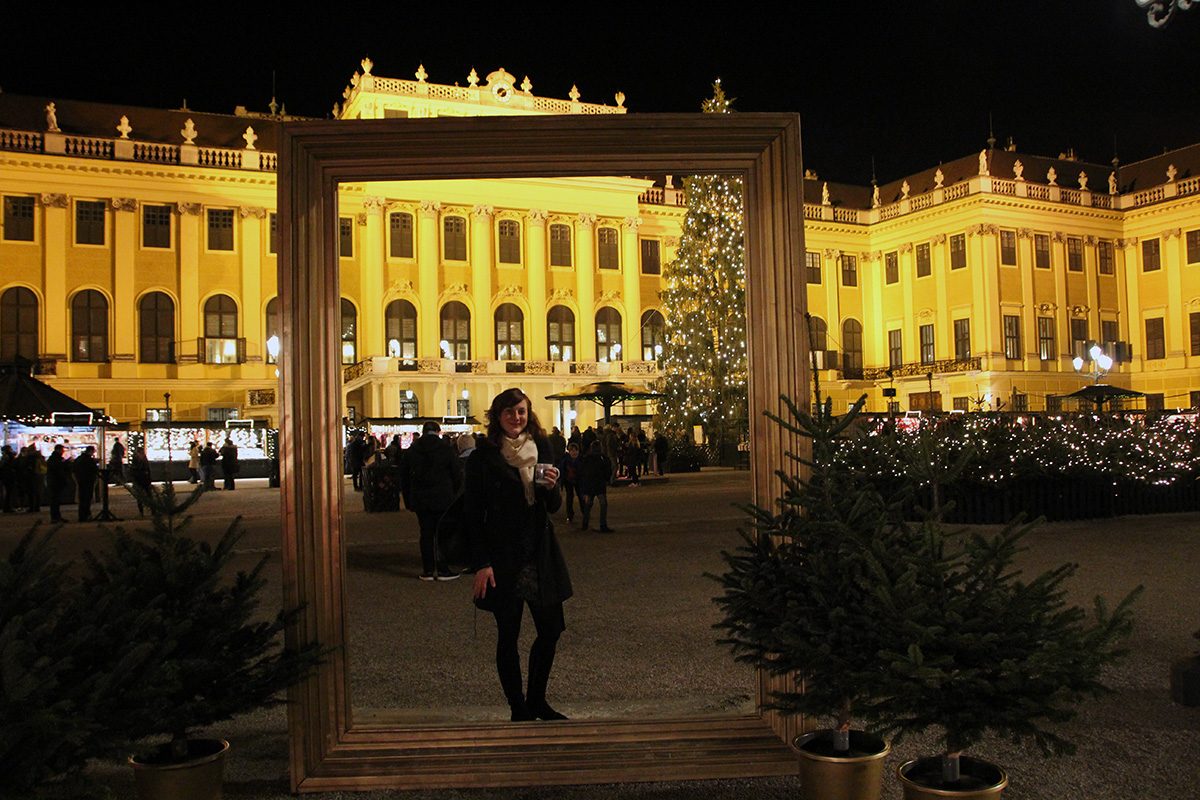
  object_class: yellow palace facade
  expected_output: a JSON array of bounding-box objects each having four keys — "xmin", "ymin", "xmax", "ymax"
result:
[{"xmin": 0, "ymin": 59, "xmax": 1198, "ymax": 434}]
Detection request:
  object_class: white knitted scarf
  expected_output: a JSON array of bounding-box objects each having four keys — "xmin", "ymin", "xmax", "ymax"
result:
[{"xmin": 501, "ymin": 432, "xmax": 539, "ymax": 505}]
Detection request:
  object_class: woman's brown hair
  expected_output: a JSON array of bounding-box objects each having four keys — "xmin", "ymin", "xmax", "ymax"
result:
[{"xmin": 485, "ymin": 387, "xmax": 547, "ymax": 445}]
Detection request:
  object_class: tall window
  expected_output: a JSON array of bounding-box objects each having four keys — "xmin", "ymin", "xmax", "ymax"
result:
[
  {"xmin": 203, "ymin": 294, "xmax": 239, "ymax": 364},
  {"xmin": 1037, "ymin": 316, "xmax": 1056, "ymax": 361},
  {"xmin": 640, "ymin": 310, "xmax": 666, "ymax": 361},
  {"xmin": 1004, "ymin": 315, "xmax": 1022, "ymax": 359},
  {"xmin": 1098, "ymin": 240, "xmax": 1114, "ymax": 275},
  {"xmin": 595, "ymin": 307, "xmax": 622, "ymax": 362},
  {"xmin": 71, "ymin": 290, "xmax": 108, "ymax": 362},
  {"xmin": 949, "ymin": 233, "xmax": 966, "ymax": 269},
  {"xmin": 138, "ymin": 291, "xmax": 174, "ymax": 363},
  {"xmin": 809, "ymin": 316, "xmax": 828, "ymax": 351},
  {"xmin": 1145, "ymin": 317, "xmax": 1165, "ymax": 360},
  {"xmin": 269, "ymin": 213, "xmax": 278, "ymax": 255},
  {"xmin": 389, "ymin": 212, "xmax": 413, "ymax": 258},
  {"xmin": 999, "ymin": 230, "xmax": 1017, "ymax": 265},
  {"xmin": 915, "ymin": 242, "xmax": 931, "ymax": 277},
  {"xmin": 2, "ymin": 196, "xmax": 34, "ymax": 241},
  {"xmin": 265, "ymin": 297, "xmax": 280, "ymax": 364},
  {"xmin": 385, "ymin": 299, "xmax": 417, "ymax": 359},
  {"xmin": 399, "ymin": 390, "xmax": 419, "ymax": 418},
  {"xmin": 142, "ymin": 204, "xmax": 172, "ymax": 249},
  {"xmin": 439, "ymin": 301, "xmax": 471, "ymax": 360},
  {"xmin": 494, "ymin": 303, "xmax": 524, "ymax": 360},
  {"xmin": 340, "ymin": 298, "xmax": 357, "ymax": 364},
  {"xmin": 1190, "ymin": 312, "xmax": 1200, "ymax": 356},
  {"xmin": 842, "ymin": 319, "xmax": 863, "ymax": 379},
  {"xmin": 1102, "ymin": 319, "xmax": 1120, "ymax": 347},
  {"xmin": 805, "ymin": 251, "xmax": 821, "ymax": 284},
  {"xmin": 547, "ymin": 305, "xmax": 575, "ymax": 362},
  {"xmin": 919, "ymin": 324, "xmax": 934, "ymax": 364},
  {"xmin": 76, "ymin": 200, "xmax": 106, "ymax": 245},
  {"xmin": 1187, "ymin": 230, "xmax": 1200, "ymax": 264},
  {"xmin": 640, "ymin": 239, "xmax": 661, "ymax": 274},
  {"xmin": 443, "ymin": 216, "xmax": 466, "ymax": 261},
  {"xmin": 597, "ymin": 227, "xmax": 619, "ymax": 269},
  {"xmin": 1070, "ymin": 319, "xmax": 1089, "ymax": 359},
  {"xmin": 550, "ymin": 223, "xmax": 573, "ymax": 267},
  {"xmin": 888, "ymin": 329, "xmax": 903, "ymax": 368},
  {"xmin": 498, "ymin": 219, "xmax": 521, "ymax": 264},
  {"xmin": 206, "ymin": 208, "xmax": 234, "ymax": 251},
  {"xmin": 953, "ymin": 318, "xmax": 970, "ymax": 360},
  {"xmin": 0, "ymin": 287, "xmax": 38, "ymax": 361},
  {"xmin": 1067, "ymin": 237, "xmax": 1083, "ymax": 272},
  {"xmin": 1034, "ymin": 234, "xmax": 1051, "ymax": 269},
  {"xmin": 840, "ymin": 254, "xmax": 857, "ymax": 286},
  {"xmin": 1142, "ymin": 238, "xmax": 1161, "ymax": 272},
  {"xmin": 338, "ymin": 217, "xmax": 354, "ymax": 258},
  {"xmin": 885, "ymin": 251, "xmax": 899, "ymax": 284}
]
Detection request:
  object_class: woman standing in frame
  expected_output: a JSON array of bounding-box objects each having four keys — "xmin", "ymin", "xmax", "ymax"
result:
[{"xmin": 466, "ymin": 387, "xmax": 572, "ymax": 722}]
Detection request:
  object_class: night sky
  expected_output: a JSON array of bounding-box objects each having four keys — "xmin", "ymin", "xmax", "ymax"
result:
[{"xmin": 3, "ymin": 1, "xmax": 1198, "ymax": 185}]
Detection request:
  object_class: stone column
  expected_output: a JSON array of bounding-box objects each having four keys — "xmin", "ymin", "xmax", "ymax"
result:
[
  {"xmin": 1084, "ymin": 235, "xmax": 1102, "ymax": 348},
  {"xmin": 471, "ymin": 205, "xmax": 494, "ymax": 357},
  {"xmin": 1017, "ymin": 229, "xmax": 1037, "ymax": 370},
  {"xmin": 40, "ymin": 194, "xmax": 69, "ymax": 359},
  {"xmin": 621, "ymin": 216, "xmax": 643, "ymax": 362},
  {"xmin": 239, "ymin": 206, "xmax": 265, "ymax": 363},
  {"xmin": 361, "ymin": 197, "xmax": 387, "ymax": 358},
  {"xmin": 1163, "ymin": 228, "xmax": 1185, "ymax": 358},
  {"xmin": 177, "ymin": 203, "xmax": 203, "ymax": 365},
  {"xmin": 1051, "ymin": 232, "xmax": 1069, "ymax": 368},
  {"xmin": 527, "ymin": 210, "xmax": 549, "ymax": 360},
  {"xmin": 575, "ymin": 214, "xmax": 597, "ymax": 361},
  {"xmin": 972, "ymin": 225, "xmax": 1001, "ymax": 366},
  {"xmin": 110, "ymin": 198, "xmax": 138, "ymax": 374},
  {"xmin": 417, "ymin": 201, "xmax": 440, "ymax": 358}
]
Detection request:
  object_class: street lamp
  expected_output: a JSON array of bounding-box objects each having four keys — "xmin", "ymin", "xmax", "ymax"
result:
[{"xmin": 1073, "ymin": 344, "xmax": 1114, "ymax": 384}]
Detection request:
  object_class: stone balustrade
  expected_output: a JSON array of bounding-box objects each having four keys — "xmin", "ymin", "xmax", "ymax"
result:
[{"xmin": 342, "ymin": 357, "xmax": 660, "ymax": 385}]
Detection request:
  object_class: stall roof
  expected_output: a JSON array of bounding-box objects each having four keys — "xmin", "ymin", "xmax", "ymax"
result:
[{"xmin": 0, "ymin": 368, "xmax": 96, "ymax": 422}]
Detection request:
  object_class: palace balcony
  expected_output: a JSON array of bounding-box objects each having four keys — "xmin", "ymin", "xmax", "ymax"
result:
[{"xmin": 342, "ymin": 357, "xmax": 660, "ymax": 386}]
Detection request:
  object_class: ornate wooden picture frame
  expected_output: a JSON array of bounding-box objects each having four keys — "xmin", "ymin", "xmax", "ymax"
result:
[{"xmin": 277, "ymin": 113, "xmax": 809, "ymax": 792}]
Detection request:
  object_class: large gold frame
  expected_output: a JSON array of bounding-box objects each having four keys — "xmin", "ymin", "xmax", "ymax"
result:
[{"xmin": 278, "ymin": 113, "xmax": 809, "ymax": 792}]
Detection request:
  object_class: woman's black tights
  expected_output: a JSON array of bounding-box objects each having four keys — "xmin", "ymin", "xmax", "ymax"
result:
[{"xmin": 492, "ymin": 597, "xmax": 562, "ymax": 714}]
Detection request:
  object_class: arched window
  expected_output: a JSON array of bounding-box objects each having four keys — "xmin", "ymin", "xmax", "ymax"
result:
[
  {"xmin": 341, "ymin": 297, "xmax": 357, "ymax": 364},
  {"xmin": 385, "ymin": 299, "xmax": 417, "ymax": 359},
  {"xmin": 549, "ymin": 223, "xmax": 573, "ymax": 267},
  {"xmin": 203, "ymin": 294, "xmax": 240, "ymax": 364},
  {"xmin": 809, "ymin": 316, "xmax": 828, "ymax": 352},
  {"xmin": 842, "ymin": 319, "xmax": 863, "ymax": 380},
  {"xmin": 547, "ymin": 305, "xmax": 575, "ymax": 362},
  {"xmin": 595, "ymin": 307, "xmax": 622, "ymax": 362},
  {"xmin": 265, "ymin": 297, "xmax": 280, "ymax": 364},
  {"xmin": 640, "ymin": 310, "xmax": 665, "ymax": 362},
  {"xmin": 71, "ymin": 290, "xmax": 107, "ymax": 362},
  {"xmin": 1, "ymin": 287, "xmax": 39, "ymax": 362},
  {"xmin": 494, "ymin": 303, "xmax": 524, "ymax": 360},
  {"xmin": 440, "ymin": 301, "xmax": 471, "ymax": 360},
  {"xmin": 138, "ymin": 292, "xmax": 174, "ymax": 363}
]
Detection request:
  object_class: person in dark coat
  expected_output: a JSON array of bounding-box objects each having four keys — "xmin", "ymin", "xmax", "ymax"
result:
[
  {"xmin": 556, "ymin": 442, "xmax": 581, "ymax": 524},
  {"xmin": 383, "ymin": 434, "xmax": 403, "ymax": 466},
  {"xmin": 403, "ymin": 421, "xmax": 463, "ymax": 580},
  {"xmin": 653, "ymin": 432, "xmax": 670, "ymax": 476},
  {"xmin": 200, "ymin": 442, "xmax": 218, "ymax": 488},
  {"xmin": 346, "ymin": 431, "xmax": 366, "ymax": 491},
  {"xmin": 46, "ymin": 444, "xmax": 68, "ymax": 523},
  {"xmin": 577, "ymin": 441, "xmax": 614, "ymax": 532},
  {"xmin": 109, "ymin": 437, "xmax": 126, "ymax": 484},
  {"xmin": 0, "ymin": 445, "xmax": 15, "ymax": 512},
  {"xmin": 219, "ymin": 437, "xmax": 239, "ymax": 490},
  {"xmin": 16, "ymin": 445, "xmax": 39, "ymax": 511},
  {"xmin": 73, "ymin": 445, "xmax": 100, "ymax": 522},
  {"xmin": 466, "ymin": 387, "xmax": 568, "ymax": 722},
  {"xmin": 128, "ymin": 445, "xmax": 153, "ymax": 516},
  {"xmin": 548, "ymin": 426, "xmax": 567, "ymax": 466}
]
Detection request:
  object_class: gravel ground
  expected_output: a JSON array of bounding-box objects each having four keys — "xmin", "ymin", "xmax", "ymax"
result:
[{"xmin": 7, "ymin": 472, "xmax": 1199, "ymax": 799}]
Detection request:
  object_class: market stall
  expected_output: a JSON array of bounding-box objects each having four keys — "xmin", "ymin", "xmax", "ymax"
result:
[{"xmin": 135, "ymin": 419, "xmax": 275, "ymax": 481}]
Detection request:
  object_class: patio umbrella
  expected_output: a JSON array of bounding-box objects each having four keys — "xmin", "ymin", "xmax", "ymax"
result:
[
  {"xmin": 545, "ymin": 381, "xmax": 664, "ymax": 424},
  {"xmin": 1063, "ymin": 383, "xmax": 1145, "ymax": 410}
]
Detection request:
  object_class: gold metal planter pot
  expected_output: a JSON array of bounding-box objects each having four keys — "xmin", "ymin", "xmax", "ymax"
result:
[
  {"xmin": 794, "ymin": 730, "xmax": 891, "ymax": 800},
  {"xmin": 896, "ymin": 756, "xmax": 1008, "ymax": 799},
  {"xmin": 129, "ymin": 738, "xmax": 229, "ymax": 800}
]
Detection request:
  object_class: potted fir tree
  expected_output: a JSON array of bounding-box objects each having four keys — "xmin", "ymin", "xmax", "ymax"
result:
[
  {"xmin": 713, "ymin": 394, "xmax": 910, "ymax": 800},
  {"xmin": 87, "ymin": 481, "xmax": 324, "ymax": 800}
]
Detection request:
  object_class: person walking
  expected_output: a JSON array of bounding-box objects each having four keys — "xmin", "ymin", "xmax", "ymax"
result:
[
  {"xmin": 219, "ymin": 437, "xmax": 239, "ymax": 490},
  {"xmin": 578, "ymin": 441, "xmax": 614, "ymax": 532},
  {"xmin": 465, "ymin": 387, "xmax": 570, "ymax": 722},
  {"xmin": 556, "ymin": 442, "xmax": 581, "ymax": 524},
  {"xmin": 73, "ymin": 445, "xmax": 100, "ymax": 522},
  {"xmin": 187, "ymin": 440, "xmax": 201, "ymax": 483},
  {"xmin": 0, "ymin": 445, "xmax": 15, "ymax": 512},
  {"xmin": 46, "ymin": 444, "xmax": 67, "ymax": 522},
  {"xmin": 129, "ymin": 445, "xmax": 153, "ymax": 516},
  {"xmin": 653, "ymin": 432, "xmax": 670, "ymax": 476},
  {"xmin": 402, "ymin": 421, "xmax": 462, "ymax": 581},
  {"xmin": 346, "ymin": 431, "xmax": 367, "ymax": 491},
  {"xmin": 200, "ymin": 442, "xmax": 218, "ymax": 489},
  {"xmin": 109, "ymin": 437, "xmax": 126, "ymax": 484}
]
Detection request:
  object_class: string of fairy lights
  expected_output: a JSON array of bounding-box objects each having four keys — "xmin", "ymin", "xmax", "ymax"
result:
[{"xmin": 656, "ymin": 80, "xmax": 748, "ymax": 446}]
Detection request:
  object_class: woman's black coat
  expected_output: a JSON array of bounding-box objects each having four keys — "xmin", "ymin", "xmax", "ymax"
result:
[{"xmin": 464, "ymin": 436, "xmax": 570, "ymax": 610}]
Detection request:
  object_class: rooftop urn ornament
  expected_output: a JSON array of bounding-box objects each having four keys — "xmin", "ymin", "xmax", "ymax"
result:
[
  {"xmin": 1013, "ymin": 159, "xmax": 1025, "ymax": 181},
  {"xmin": 467, "ymin": 68, "xmax": 479, "ymax": 87},
  {"xmin": 934, "ymin": 167, "xmax": 944, "ymax": 188},
  {"xmin": 415, "ymin": 64, "xmax": 428, "ymax": 83},
  {"xmin": 361, "ymin": 57, "xmax": 373, "ymax": 75},
  {"xmin": 520, "ymin": 75, "xmax": 533, "ymax": 94},
  {"xmin": 180, "ymin": 118, "xmax": 197, "ymax": 144},
  {"xmin": 116, "ymin": 115, "xmax": 132, "ymax": 139},
  {"xmin": 1109, "ymin": 171, "xmax": 1118, "ymax": 194},
  {"xmin": 821, "ymin": 181, "xmax": 831, "ymax": 206},
  {"xmin": 242, "ymin": 126, "xmax": 257, "ymax": 151},
  {"xmin": 1167, "ymin": 163, "xmax": 1178, "ymax": 182},
  {"xmin": 1078, "ymin": 171, "xmax": 1089, "ymax": 191},
  {"xmin": 569, "ymin": 84, "xmax": 580, "ymax": 102},
  {"xmin": 44, "ymin": 102, "xmax": 59, "ymax": 132},
  {"xmin": 614, "ymin": 91, "xmax": 626, "ymax": 108},
  {"xmin": 901, "ymin": 180, "xmax": 910, "ymax": 199},
  {"xmin": 1047, "ymin": 166, "xmax": 1058, "ymax": 186}
]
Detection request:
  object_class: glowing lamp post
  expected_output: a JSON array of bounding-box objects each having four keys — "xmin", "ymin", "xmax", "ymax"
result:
[{"xmin": 1073, "ymin": 345, "xmax": 1114, "ymax": 384}]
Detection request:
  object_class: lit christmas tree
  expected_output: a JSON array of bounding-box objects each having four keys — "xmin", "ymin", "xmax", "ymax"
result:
[{"xmin": 656, "ymin": 80, "xmax": 748, "ymax": 461}]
